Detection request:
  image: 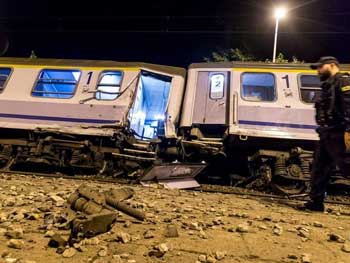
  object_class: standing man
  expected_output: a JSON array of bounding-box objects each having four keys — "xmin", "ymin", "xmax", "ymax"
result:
[{"xmin": 300, "ymin": 56, "xmax": 350, "ymax": 211}]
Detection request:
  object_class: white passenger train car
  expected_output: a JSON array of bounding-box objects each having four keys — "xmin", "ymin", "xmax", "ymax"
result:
[
  {"xmin": 181, "ymin": 62, "xmax": 339, "ymax": 141},
  {"xmin": 180, "ymin": 62, "xmax": 350, "ymax": 191},
  {"xmin": 0, "ymin": 58, "xmax": 185, "ymax": 138},
  {"xmin": 0, "ymin": 58, "xmax": 186, "ymax": 173}
]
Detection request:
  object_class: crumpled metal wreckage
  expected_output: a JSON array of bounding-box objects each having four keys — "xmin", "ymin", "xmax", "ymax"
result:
[{"xmin": 50, "ymin": 184, "xmax": 145, "ymax": 248}]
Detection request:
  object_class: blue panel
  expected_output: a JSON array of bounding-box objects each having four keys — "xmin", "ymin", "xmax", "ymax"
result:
[
  {"xmin": 32, "ymin": 69, "xmax": 81, "ymax": 99},
  {"xmin": 0, "ymin": 68, "xmax": 12, "ymax": 90}
]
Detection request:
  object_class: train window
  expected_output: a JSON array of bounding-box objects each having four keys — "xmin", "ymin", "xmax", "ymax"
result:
[
  {"xmin": 299, "ymin": 75, "xmax": 321, "ymax": 103},
  {"xmin": 32, "ymin": 69, "xmax": 81, "ymax": 98},
  {"xmin": 95, "ymin": 71, "xmax": 123, "ymax": 100},
  {"xmin": 241, "ymin": 73, "xmax": 275, "ymax": 102},
  {"xmin": 209, "ymin": 73, "xmax": 225, "ymax": 99},
  {"xmin": 0, "ymin": 68, "xmax": 12, "ymax": 93}
]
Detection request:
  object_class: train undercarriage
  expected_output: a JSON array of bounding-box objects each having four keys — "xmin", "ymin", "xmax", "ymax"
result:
[{"xmin": 0, "ymin": 127, "xmax": 348, "ymax": 196}]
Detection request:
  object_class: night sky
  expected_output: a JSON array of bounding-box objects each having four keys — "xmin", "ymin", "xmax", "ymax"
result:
[{"xmin": 0, "ymin": 0, "xmax": 349, "ymax": 67}]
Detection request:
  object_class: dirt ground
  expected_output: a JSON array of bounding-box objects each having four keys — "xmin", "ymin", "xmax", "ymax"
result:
[{"xmin": 0, "ymin": 173, "xmax": 349, "ymax": 263}]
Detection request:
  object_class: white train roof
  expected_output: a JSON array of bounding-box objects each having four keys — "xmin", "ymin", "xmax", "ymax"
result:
[
  {"xmin": 0, "ymin": 57, "xmax": 186, "ymax": 76},
  {"xmin": 189, "ymin": 62, "xmax": 350, "ymax": 70}
]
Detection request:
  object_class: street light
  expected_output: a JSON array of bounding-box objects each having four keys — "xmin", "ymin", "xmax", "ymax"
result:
[{"xmin": 273, "ymin": 7, "xmax": 287, "ymax": 63}]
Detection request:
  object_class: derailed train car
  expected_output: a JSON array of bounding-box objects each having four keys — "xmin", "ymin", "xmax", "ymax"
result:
[
  {"xmin": 180, "ymin": 62, "xmax": 350, "ymax": 193},
  {"xmin": 0, "ymin": 58, "xmax": 186, "ymax": 174},
  {"xmin": 0, "ymin": 58, "xmax": 348, "ymax": 193}
]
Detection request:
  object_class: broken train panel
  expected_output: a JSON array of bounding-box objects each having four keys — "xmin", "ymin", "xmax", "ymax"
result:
[
  {"xmin": 0, "ymin": 57, "xmax": 186, "ymax": 174},
  {"xmin": 180, "ymin": 62, "xmax": 350, "ymax": 193}
]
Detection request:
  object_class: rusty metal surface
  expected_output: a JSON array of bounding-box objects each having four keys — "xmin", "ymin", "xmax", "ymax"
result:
[{"xmin": 69, "ymin": 212, "xmax": 117, "ymax": 244}]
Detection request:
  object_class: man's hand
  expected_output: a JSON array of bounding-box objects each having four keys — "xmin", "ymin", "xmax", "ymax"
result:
[{"xmin": 345, "ymin": 131, "xmax": 350, "ymax": 152}]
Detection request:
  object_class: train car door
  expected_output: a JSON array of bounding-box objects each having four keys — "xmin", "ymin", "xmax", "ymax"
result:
[
  {"xmin": 193, "ymin": 71, "xmax": 230, "ymax": 124},
  {"xmin": 128, "ymin": 70, "xmax": 172, "ymax": 140}
]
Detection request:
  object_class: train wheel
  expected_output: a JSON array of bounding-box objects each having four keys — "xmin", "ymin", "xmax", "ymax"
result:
[{"xmin": 271, "ymin": 178, "xmax": 307, "ymax": 196}]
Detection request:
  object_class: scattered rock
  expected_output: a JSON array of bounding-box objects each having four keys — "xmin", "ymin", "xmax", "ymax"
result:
[
  {"xmin": 62, "ymin": 248, "xmax": 76, "ymax": 258},
  {"xmin": 4, "ymin": 198, "xmax": 15, "ymax": 207},
  {"xmin": 301, "ymin": 253, "xmax": 312, "ymax": 263},
  {"xmin": 158, "ymin": 243, "xmax": 169, "ymax": 253},
  {"xmin": 5, "ymin": 258, "xmax": 18, "ymax": 263},
  {"xmin": 297, "ymin": 227, "xmax": 310, "ymax": 239},
  {"xmin": 112, "ymin": 255, "xmax": 123, "ymax": 263},
  {"xmin": 116, "ymin": 232, "xmax": 131, "ymax": 244},
  {"xmin": 38, "ymin": 206, "xmax": 51, "ymax": 213},
  {"xmin": 341, "ymin": 243, "xmax": 350, "ymax": 253},
  {"xmin": 44, "ymin": 230, "xmax": 55, "ymax": 238},
  {"xmin": 236, "ymin": 223, "xmax": 249, "ymax": 233},
  {"xmin": 98, "ymin": 246, "xmax": 108, "ymax": 257},
  {"xmin": 273, "ymin": 224, "xmax": 283, "ymax": 236},
  {"xmin": 148, "ymin": 250, "xmax": 164, "ymax": 258},
  {"xmin": 120, "ymin": 253, "xmax": 130, "ymax": 259},
  {"xmin": 215, "ymin": 251, "xmax": 226, "ymax": 260},
  {"xmin": 5, "ymin": 227, "xmax": 24, "ymax": 239},
  {"xmin": 328, "ymin": 233, "xmax": 346, "ymax": 243},
  {"xmin": 123, "ymin": 221, "xmax": 131, "ymax": 228},
  {"xmin": 81, "ymin": 237, "xmax": 100, "ymax": 246},
  {"xmin": 199, "ymin": 230, "xmax": 208, "ymax": 239},
  {"xmin": 189, "ymin": 222, "xmax": 200, "ymax": 230},
  {"xmin": 26, "ymin": 213, "xmax": 40, "ymax": 220},
  {"xmin": 143, "ymin": 230, "xmax": 154, "ymax": 239},
  {"xmin": 212, "ymin": 217, "xmax": 223, "ymax": 225},
  {"xmin": 227, "ymin": 227, "xmax": 235, "ymax": 232},
  {"xmin": 287, "ymin": 253, "xmax": 298, "ymax": 259},
  {"xmin": 206, "ymin": 255, "xmax": 217, "ymax": 263},
  {"xmin": 0, "ymin": 212, "xmax": 8, "ymax": 223},
  {"xmin": 198, "ymin": 254, "xmax": 207, "ymax": 262},
  {"xmin": 148, "ymin": 243, "xmax": 169, "ymax": 258},
  {"xmin": 164, "ymin": 224, "xmax": 179, "ymax": 238},
  {"xmin": 73, "ymin": 242, "xmax": 87, "ymax": 252},
  {"xmin": 258, "ymin": 224, "xmax": 267, "ymax": 230},
  {"xmin": 312, "ymin": 221, "xmax": 323, "ymax": 228},
  {"xmin": 1, "ymin": 250, "xmax": 10, "ymax": 258},
  {"xmin": 48, "ymin": 234, "xmax": 67, "ymax": 248},
  {"xmin": 49, "ymin": 195, "xmax": 64, "ymax": 203},
  {"xmin": 7, "ymin": 239, "xmax": 24, "ymax": 249}
]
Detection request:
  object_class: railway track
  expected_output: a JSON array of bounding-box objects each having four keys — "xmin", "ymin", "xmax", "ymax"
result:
[{"xmin": 1, "ymin": 169, "xmax": 350, "ymax": 207}]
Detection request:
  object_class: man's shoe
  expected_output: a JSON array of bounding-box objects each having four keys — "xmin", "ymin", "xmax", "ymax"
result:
[{"xmin": 297, "ymin": 200, "xmax": 325, "ymax": 212}]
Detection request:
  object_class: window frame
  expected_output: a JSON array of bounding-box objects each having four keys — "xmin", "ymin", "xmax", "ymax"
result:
[
  {"xmin": 240, "ymin": 72, "xmax": 277, "ymax": 103},
  {"xmin": 31, "ymin": 68, "xmax": 82, "ymax": 99},
  {"xmin": 297, "ymin": 73, "xmax": 321, "ymax": 105},
  {"xmin": 95, "ymin": 70, "xmax": 124, "ymax": 101},
  {"xmin": 0, "ymin": 67, "xmax": 13, "ymax": 94},
  {"xmin": 209, "ymin": 72, "xmax": 225, "ymax": 100}
]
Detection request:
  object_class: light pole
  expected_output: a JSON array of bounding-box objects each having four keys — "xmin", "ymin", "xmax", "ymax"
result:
[{"xmin": 273, "ymin": 7, "xmax": 287, "ymax": 63}]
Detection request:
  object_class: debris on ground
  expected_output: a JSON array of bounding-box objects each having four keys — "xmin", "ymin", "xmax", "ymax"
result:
[{"xmin": 1, "ymin": 173, "xmax": 350, "ymax": 263}]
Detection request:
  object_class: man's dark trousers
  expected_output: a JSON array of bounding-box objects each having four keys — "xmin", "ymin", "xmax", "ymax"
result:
[{"xmin": 310, "ymin": 131, "xmax": 350, "ymax": 201}]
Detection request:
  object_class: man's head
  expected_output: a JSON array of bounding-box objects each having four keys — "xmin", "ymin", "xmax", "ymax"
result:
[{"xmin": 310, "ymin": 56, "xmax": 340, "ymax": 81}]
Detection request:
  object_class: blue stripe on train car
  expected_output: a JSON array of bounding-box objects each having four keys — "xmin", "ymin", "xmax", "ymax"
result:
[
  {"xmin": 0, "ymin": 113, "xmax": 117, "ymax": 124},
  {"xmin": 238, "ymin": 120, "xmax": 318, "ymax": 130}
]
